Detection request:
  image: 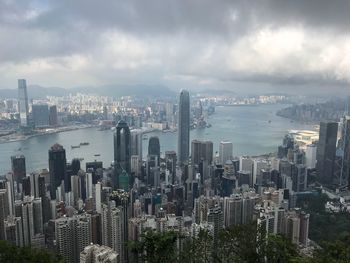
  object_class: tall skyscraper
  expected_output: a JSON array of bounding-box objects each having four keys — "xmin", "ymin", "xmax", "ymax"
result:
[
  {"xmin": 11, "ymin": 155, "xmax": 26, "ymax": 191},
  {"xmin": 49, "ymin": 144, "xmax": 67, "ymax": 199},
  {"xmin": 316, "ymin": 122, "xmax": 338, "ymax": 185},
  {"xmin": 177, "ymin": 89, "xmax": 190, "ymax": 165},
  {"xmin": 18, "ymin": 79, "xmax": 29, "ymax": 127},
  {"xmin": 191, "ymin": 140, "xmax": 213, "ymax": 166},
  {"xmin": 130, "ymin": 129, "xmax": 142, "ymax": 161},
  {"xmin": 219, "ymin": 141, "xmax": 233, "ymax": 165},
  {"xmin": 340, "ymin": 117, "xmax": 350, "ymax": 186},
  {"xmin": 114, "ymin": 120, "xmax": 131, "ymax": 189},
  {"xmin": 148, "ymin": 136, "xmax": 160, "ymax": 160}
]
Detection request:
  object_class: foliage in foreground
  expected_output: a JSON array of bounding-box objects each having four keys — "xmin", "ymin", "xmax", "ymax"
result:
[
  {"xmin": 129, "ymin": 222, "xmax": 350, "ymax": 263},
  {"xmin": 0, "ymin": 240, "xmax": 63, "ymax": 263}
]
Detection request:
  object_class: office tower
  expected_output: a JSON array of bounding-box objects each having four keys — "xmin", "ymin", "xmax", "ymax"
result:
[
  {"xmin": 191, "ymin": 140, "xmax": 213, "ymax": 166},
  {"xmin": 49, "ymin": 105, "xmax": 58, "ymax": 126},
  {"xmin": 292, "ymin": 165, "xmax": 307, "ymax": 192},
  {"xmin": 32, "ymin": 104, "xmax": 49, "ymax": 128},
  {"xmin": 49, "ymin": 144, "xmax": 67, "ymax": 199},
  {"xmin": 148, "ymin": 136, "xmax": 160, "ymax": 160},
  {"xmin": 0, "ymin": 189, "xmax": 9, "ymax": 240},
  {"xmin": 146, "ymin": 154, "xmax": 159, "ymax": 187},
  {"xmin": 219, "ymin": 141, "xmax": 233, "ymax": 165},
  {"xmin": 305, "ymin": 144, "xmax": 317, "ymax": 169},
  {"xmin": 299, "ymin": 212, "xmax": 310, "ymax": 246},
  {"xmin": 316, "ymin": 122, "xmax": 338, "ymax": 185},
  {"xmin": 11, "ymin": 155, "xmax": 26, "ymax": 192},
  {"xmin": 18, "ymin": 79, "xmax": 29, "ymax": 127},
  {"xmin": 80, "ymin": 244, "xmax": 119, "ymax": 263},
  {"xmin": 177, "ymin": 89, "xmax": 190, "ymax": 165},
  {"xmin": 86, "ymin": 161, "xmax": 103, "ymax": 184},
  {"xmin": 55, "ymin": 217, "xmax": 77, "ymax": 263},
  {"xmin": 114, "ymin": 120, "xmax": 131, "ymax": 189},
  {"xmin": 340, "ymin": 117, "xmax": 350, "ymax": 186},
  {"xmin": 130, "ymin": 129, "xmax": 143, "ymax": 161}
]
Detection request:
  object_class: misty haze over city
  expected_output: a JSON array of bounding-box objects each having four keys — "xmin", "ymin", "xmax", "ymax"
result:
[{"xmin": 0, "ymin": 0, "xmax": 350, "ymax": 95}]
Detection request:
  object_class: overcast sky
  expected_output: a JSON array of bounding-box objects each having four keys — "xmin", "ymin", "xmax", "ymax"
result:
[{"xmin": 0, "ymin": 0, "xmax": 350, "ymax": 94}]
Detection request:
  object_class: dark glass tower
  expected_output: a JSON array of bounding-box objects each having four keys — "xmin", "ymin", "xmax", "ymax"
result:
[
  {"xmin": 177, "ymin": 89, "xmax": 190, "ymax": 165},
  {"xmin": 11, "ymin": 155, "xmax": 26, "ymax": 191},
  {"xmin": 114, "ymin": 120, "xmax": 131, "ymax": 188},
  {"xmin": 49, "ymin": 144, "xmax": 67, "ymax": 199},
  {"xmin": 316, "ymin": 122, "xmax": 338, "ymax": 185},
  {"xmin": 148, "ymin": 136, "xmax": 160, "ymax": 160}
]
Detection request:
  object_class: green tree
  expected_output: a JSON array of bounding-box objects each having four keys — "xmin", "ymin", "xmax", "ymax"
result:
[
  {"xmin": 180, "ymin": 229, "xmax": 213, "ymax": 263},
  {"xmin": 129, "ymin": 230, "xmax": 178, "ymax": 263},
  {"xmin": 0, "ymin": 240, "xmax": 63, "ymax": 263}
]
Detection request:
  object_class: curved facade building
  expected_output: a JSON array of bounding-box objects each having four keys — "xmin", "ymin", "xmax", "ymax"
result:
[
  {"xmin": 114, "ymin": 120, "xmax": 131, "ymax": 188},
  {"xmin": 177, "ymin": 90, "xmax": 190, "ymax": 165},
  {"xmin": 148, "ymin": 136, "xmax": 160, "ymax": 160}
]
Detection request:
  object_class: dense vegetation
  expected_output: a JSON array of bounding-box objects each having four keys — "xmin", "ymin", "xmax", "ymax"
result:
[
  {"xmin": 0, "ymin": 240, "xmax": 63, "ymax": 262},
  {"xmin": 298, "ymin": 193, "xmax": 350, "ymax": 242},
  {"xmin": 129, "ymin": 221, "xmax": 350, "ymax": 263},
  {"xmin": 130, "ymin": 223, "xmax": 304, "ymax": 263}
]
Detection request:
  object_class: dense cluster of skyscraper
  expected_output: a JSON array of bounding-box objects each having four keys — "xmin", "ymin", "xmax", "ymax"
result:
[{"xmin": 0, "ymin": 88, "xmax": 315, "ymax": 263}]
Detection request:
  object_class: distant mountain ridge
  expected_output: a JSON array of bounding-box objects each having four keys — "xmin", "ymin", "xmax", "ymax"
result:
[{"xmin": 0, "ymin": 84, "xmax": 175, "ymax": 99}]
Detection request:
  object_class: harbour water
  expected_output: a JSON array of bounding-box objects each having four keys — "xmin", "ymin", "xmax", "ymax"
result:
[{"xmin": 0, "ymin": 104, "xmax": 315, "ymax": 174}]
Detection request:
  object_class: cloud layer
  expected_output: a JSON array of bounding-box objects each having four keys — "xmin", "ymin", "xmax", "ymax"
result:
[{"xmin": 1, "ymin": 0, "xmax": 350, "ymax": 93}]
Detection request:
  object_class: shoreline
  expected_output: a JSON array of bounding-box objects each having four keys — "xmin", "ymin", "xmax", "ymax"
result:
[{"xmin": 0, "ymin": 124, "xmax": 97, "ymax": 144}]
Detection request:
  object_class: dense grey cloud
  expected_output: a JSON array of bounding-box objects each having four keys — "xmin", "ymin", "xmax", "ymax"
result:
[{"xmin": 0, "ymin": 0, "xmax": 350, "ymax": 93}]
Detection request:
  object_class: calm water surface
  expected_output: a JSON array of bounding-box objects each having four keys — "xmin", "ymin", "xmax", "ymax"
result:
[{"xmin": 0, "ymin": 104, "xmax": 314, "ymax": 174}]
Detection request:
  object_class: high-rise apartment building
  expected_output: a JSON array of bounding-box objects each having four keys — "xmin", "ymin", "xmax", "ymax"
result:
[
  {"xmin": 18, "ymin": 79, "xmax": 29, "ymax": 127},
  {"xmin": 55, "ymin": 216, "xmax": 77, "ymax": 263},
  {"xmin": 177, "ymin": 90, "xmax": 190, "ymax": 165},
  {"xmin": 49, "ymin": 144, "xmax": 67, "ymax": 199}
]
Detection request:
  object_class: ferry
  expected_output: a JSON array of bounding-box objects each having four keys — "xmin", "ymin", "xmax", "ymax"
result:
[
  {"xmin": 80, "ymin": 142, "xmax": 89, "ymax": 146},
  {"xmin": 71, "ymin": 145, "xmax": 80, "ymax": 149},
  {"xmin": 94, "ymin": 154, "xmax": 101, "ymax": 157}
]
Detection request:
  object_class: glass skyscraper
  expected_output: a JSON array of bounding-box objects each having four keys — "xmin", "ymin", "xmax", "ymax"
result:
[
  {"xmin": 114, "ymin": 120, "xmax": 131, "ymax": 188},
  {"xmin": 18, "ymin": 79, "xmax": 29, "ymax": 127},
  {"xmin": 177, "ymin": 89, "xmax": 190, "ymax": 165}
]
